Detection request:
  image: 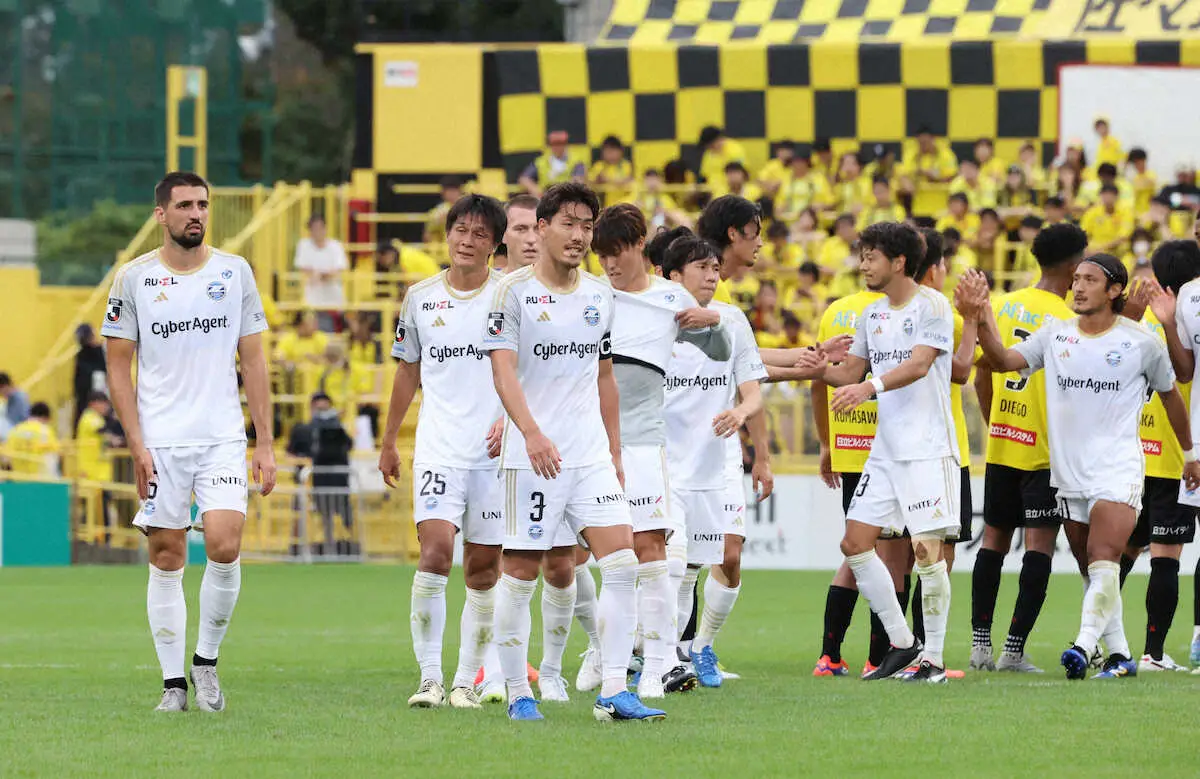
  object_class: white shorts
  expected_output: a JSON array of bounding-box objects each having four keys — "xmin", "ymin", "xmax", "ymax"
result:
[
  {"xmin": 846, "ymin": 456, "xmax": 960, "ymax": 538},
  {"xmin": 503, "ymin": 461, "xmax": 630, "ymax": 552},
  {"xmin": 133, "ymin": 442, "xmax": 248, "ymax": 531},
  {"xmin": 1057, "ymin": 483, "xmax": 1144, "ymax": 525},
  {"xmin": 723, "ymin": 470, "xmax": 747, "ymax": 539},
  {"xmin": 412, "ymin": 464, "xmax": 504, "ymax": 546},
  {"xmin": 624, "ymin": 445, "xmax": 673, "ymax": 534},
  {"xmin": 672, "ymin": 488, "xmax": 725, "ymax": 565}
]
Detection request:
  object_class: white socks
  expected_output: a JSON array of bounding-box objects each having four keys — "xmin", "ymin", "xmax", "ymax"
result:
[
  {"xmin": 597, "ymin": 549, "xmax": 639, "ymax": 698},
  {"xmin": 916, "ymin": 560, "xmax": 950, "ymax": 667},
  {"xmin": 539, "ymin": 580, "xmax": 576, "ymax": 679},
  {"xmin": 147, "ymin": 565, "xmax": 186, "ymax": 681},
  {"xmin": 452, "ymin": 586, "xmax": 496, "ymax": 689},
  {"xmin": 677, "ymin": 566, "xmax": 701, "ymax": 651},
  {"xmin": 847, "ymin": 549, "xmax": 915, "ymax": 649},
  {"xmin": 637, "ymin": 560, "xmax": 673, "ymax": 684},
  {"xmin": 693, "ymin": 574, "xmax": 740, "ymax": 651},
  {"xmin": 410, "ymin": 571, "xmax": 448, "ymax": 684},
  {"xmin": 1076, "ymin": 561, "xmax": 1120, "ymax": 655},
  {"xmin": 574, "ymin": 564, "xmax": 601, "ymax": 648},
  {"xmin": 666, "ymin": 550, "xmax": 687, "ymax": 643},
  {"xmin": 195, "ymin": 558, "xmax": 241, "ymax": 662},
  {"xmin": 495, "ymin": 574, "xmax": 537, "ymax": 700}
]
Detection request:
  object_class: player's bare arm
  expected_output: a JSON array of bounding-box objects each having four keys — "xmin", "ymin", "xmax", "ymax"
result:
[
  {"xmin": 1159, "ymin": 386, "xmax": 1200, "ymax": 491},
  {"xmin": 974, "ymin": 362, "xmax": 994, "ymax": 422},
  {"xmin": 238, "ymin": 332, "xmax": 277, "ymax": 497},
  {"xmin": 1147, "ymin": 280, "xmax": 1195, "ymax": 380},
  {"xmin": 951, "ymin": 315, "xmax": 978, "ymax": 385},
  {"xmin": 489, "ymin": 349, "xmax": 561, "ymax": 479},
  {"xmin": 378, "ymin": 359, "xmax": 420, "ymax": 488},
  {"xmin": 674, "ymin": 306, "xmax": 721, "ymax": 331},
  {"xmin": 958, "ymin": 272, "xmax": 1029, "ymax": 374},
  {"xmin": 810, "ymin": 379, "xmax": 839, "ymax": 489},
  {"xmin": 713, "ymin": 379, "xmax": 763, "ymax": 439},
  {"xmin": 597, "ymin": 357, "xmax": 623, "ymax": 488},
  {"xmin": 820, "ymin": 353, "xmax": 869, "ymax": 388},
  {"xmin": 104, "ymin": 337, "xmax": 154, "ymax": 500},
  {"xmin": 740, "ymin": 381, "xmax": 774, "ymax": 500},
  {"xmin": 830, "ymin": 344, "xmax": 939, "ymax": 413}
]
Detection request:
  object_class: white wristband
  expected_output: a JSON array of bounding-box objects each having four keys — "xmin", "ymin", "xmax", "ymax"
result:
[
  {"xmin": 1185, "ymin": 447, "xmax": 1198, "ymax": 464},
  {"xmin": 870, "ymin": 376, "xmax": 885, "ymax": 396}
]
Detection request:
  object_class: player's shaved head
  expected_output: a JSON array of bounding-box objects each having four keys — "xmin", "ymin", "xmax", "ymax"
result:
[{"xmin": 592, "ymin": 203, "xmax": 646, "ymax": 258}]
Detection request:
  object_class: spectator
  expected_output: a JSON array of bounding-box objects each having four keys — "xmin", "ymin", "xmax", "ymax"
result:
[
  {"xmin": 1008, "ymin": 215, "xmax": 1045, "ymax": 289},
  {"xmin": 856, "ymin": 177, "xmax": 906, "ymax": 230},
  {"xmin": 723, "ymin": 161, "xmax": 762, "ymax": 203},
  {"xmin": 373, "ymin": 241, "xmax": 440, "ymax": 302},
  {"xmin": 0, "ymin": 372, "xmax": 31, "ymax": 438},
  {"xmin": 1081, "ymin": 183, "xmax": 1134, "ymax": 254},
  {"xmin": 974, "ymin": 138, "xmax": 1007, "ymax": 184},
  {"xmin": 784, "ymin": 261, "xmax": 826, "ymax": 326},
  {"xmin": 756, "ymin": 140, "xmax": 796, "ymax": 199},
  {"xmin": 1160, "ymin": 164, "xmax": 1200, "ymax": 213},
  {"xmin": 3, "ymin": 401, "xmax": 57, "ymax": 476},
  {"xmin": 589, "ymin": 135, "xmax": 634, "ymax": 207},
  {"xmin": 810, "ymin": 137, "xmax": 835, "ymax": 185},
  {"xmin": 789, "ymin": 207, "xmax": 827, "ymax": 264},
  {"xmin": 1053, "ymin": 140, "xmax": 1089, "ymax": 182},
  {"xmin": 1016, "ymin": 141, "xmax": 1048, "ymax": 192},
  {"xmin": 941, "ymin": 227, "xmax": 979, "ymax": 294},
  {"xmin": 949, "ymin": 158, "xmax": 998, "ymax": 210},
  {"xmin": 1123, "ymin": 226, "xmax": 1155, "ymax": 274},
  {"xmin": 995, "ymin": 165, "xmax": 1035, "ymax": 223},
  {"xmin": 862, "ymin": 143, "xmax": 899, "ymax": 183},
  {"xmin": 636, "ymin": 169, "xmax": 692, "ymax": 233},
  {"xmin": 1043, "ymin": 195, "xmax": 1069, "ymax": 226},
  {"xmin": 287, "ymin": 392, "xmax": 355, "ymax": 557},
  {"xmin": 698, "ymin": 125, "xmax": 747, "ymax": 192},
  {"xmin": 294, "ymin": 214, "xmax": 348, "ymax": 330},
  {"xmin": 1077, "ymin": 162, "xmax": 1134, "ymax": 209},
  {"xmin": 900, "ymin": 127, "xmax": 958, "ymax": 191},
  {"xmin": 970, "ymin": 208, "xmax": 1005, "ymax": 273},
  {"xmin": 818, "ymin": 214, "xmax": 859, "ymax": 280},
  {"xmin": 275, "ymin": 312, "xmax": 330, "ymax": 399},
  {"xmin": 423, "ymin": 176, "xmax": 464, "ymax": 248},
  {"xmin": 74, "ymin": 391, "xmax": 119, "ymax": 482},
  {"xmin": 345, "ymin": 313, "xmax": 383, "ymax": 437},
  {"xmin": 936, "ymin": 192, "xmax": 980, "ymax": 242},
  {"xmin": 1093, "ymin": 116, "xmax": 1124, "ymax": 167},
  {"xmin": 316, "ymin": 342, "xmax": 373, "ymax": 424},
  {"xmin": 1052, "ymin": 165, "xmax": 1081, "ymax": 215},
  {"xmin": 757, "ymin": 309, "xmax": 811, "ymax": 349},
  {"xmin": 1127, "ymin": 148, "xmax": 1158, "ymax": 215},
  {"xmin": 72, "ymin": 324, "xmax": 106, "ymax": 428},
  {"xmin": 1140, "ymin": 195, "xmax": 1176, "ymax": 242},
  {"xmin": 749, "ymin": 281, "xmax": 781, "ymax": 336},
  {"xmin": 519, "ymin": 130, "xmax": 587, "ymax": 196},
  {"xmin": 832, "ymin": 152, "xmax": 870, "ymax": 216},
  {"xmin": 778, "ymin": 153, "xmax": 830, "ymax": 223},
  {"xmin": 759, "ymin": 220, "xmax": 801, "ymax": 271}
]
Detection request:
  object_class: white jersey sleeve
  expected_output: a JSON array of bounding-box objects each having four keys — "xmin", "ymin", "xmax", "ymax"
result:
[
  {"xmin": 483, "ymin": 268, "xmax": 526, "ymax": 353},
  {"xmin": 392, "ymin": 291, "xmax": 422, "ymax": 363},
  {"xmin": 1176, "ymin": 279, "xmax": 1200, "ymax": 358},
  {"xmin": 1142, "ymin": 332, "xmax": 1176, "ymax": 393},
  {"xmin": 724, "ymin": 305, "xmax": 767, "ymax": 385},
  {"xmin": 101, "ymin": 257, "xmax": 143, "ymax": 342},
  {"xmin": 916, "ymin": 295, "xmax": 953, "ymax": 354},
  {"xmin": 1013, "ymin": 320, "xmax": 1054, "ymax": 375},
  {"xmin": 849, "ymin": 311, "xmax": 868, "ymax": 361},
  {"xmin": 238, "ymin": 260, "xmax": 268, "ymax": 338}
]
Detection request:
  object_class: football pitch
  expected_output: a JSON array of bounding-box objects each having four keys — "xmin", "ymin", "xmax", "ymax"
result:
[{"xmin": 1, "ymin": 565, "xmax": 1196, "ymax": 778}]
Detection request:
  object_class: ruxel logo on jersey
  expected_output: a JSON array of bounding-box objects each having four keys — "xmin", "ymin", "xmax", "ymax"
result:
[
  {"xmin": 150, "ymin": 315, "xmax": 230, "ymax": 340},
  {"xmin": 1055, "ymin": 334, "xmax": 1080, "ymax": 344},
  {"xmin": 990, "ymin": 423, "xmax": 1036, "ymax": 446},
  {"xmin": 207, "ymin": 281, "xmax": 226, "ymax": 301},
  {"xmin": 583, "ymin": 305, "xmax": 601, "ymax": 326},
  {"xmin": 422, "ymin": 300, "xmax": 454, "ymax": 311},
  {"xmin": 105, "ymin": 297, "xmax": 122, "ymax": 323},
  {"xmin": 868, "ymin": 312, "xmax": 891, "ymax": 321},
  {"xmin": 144, "ymin": 277, "xmax": 178, "ymax": 287},
  {"xmin": 1105, "ymin": 350, "xmax": 1122, "ymax": 367},
  {"xmin": 1142, "ymin": 439, "xmax": 1163, "ymax": 456},
  {"xmin": 487, "ymin": 312, "xmax": 504, "ymax": 336},
  {"xmin": 834, "ymin": 434, "xmax": 874, "ymax": 450},
  {"xmin": 525, "ymin": 295, "xmax": 555, "ymax": 304},
  {"xmin": 428, "ymin": 344, "xmax": 487, "ymax": 363},
  {"xmin": 1056, "ymin": 376, "xmax": 1120, "ymax": 394}
]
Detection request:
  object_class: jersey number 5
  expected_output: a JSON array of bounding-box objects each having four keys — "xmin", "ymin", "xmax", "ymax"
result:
[{"xmin": 1005, "ymin": 327, "xmax": 1032, "ymax": 392}]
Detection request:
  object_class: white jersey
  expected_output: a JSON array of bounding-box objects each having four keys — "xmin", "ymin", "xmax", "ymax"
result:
[
  {"xmin": 665, "ymin": 302, "xmax": 766, "ymax": 491},
  {"xmin": 849, "ymin": 286, "xmax": 957, "ymax": 463},
  {"xmin": 1173, "ymin": 278, "xmax": 1200, "ymax": 438},
  {"xmin": 484, "ymin": 266, "xmax": 615, "ymax": 470},
  {"xmin": 1015, "ymin": 316, "xmax": 1175, "ymax": 496},
  {"xmin": 100, "ymin": 248, "xmax": 267, "ymax": 448},
  {"xmin": 393, "ymin": 270, "xmax": 503, "ymax": 469},
  {"xmin": 611, "ymin": 277, "xmax": 699, "ymax": 371}
]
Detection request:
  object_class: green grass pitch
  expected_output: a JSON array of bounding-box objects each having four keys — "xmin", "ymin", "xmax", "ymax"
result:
[{"xmin": 1, "ymin": 565, "xmax": 1196, "ymax": 778}]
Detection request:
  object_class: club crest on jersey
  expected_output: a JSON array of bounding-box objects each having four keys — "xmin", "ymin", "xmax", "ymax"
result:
[
  {"xmin": 583, "ymin": 305, "xmax": 601, "ymax": 326},
  {"xmin": 424, "ymin": 496, "xmax": 438, "ymax": 510},
  {"xmin": 487, "ymin": 312, "xmax": 504, "ymax": 336},
  {"xmin": 1105, "ymin": 350, "xmax": 1122, "ymax": 367},
  {"xmin": 105, "ymin": 297, "xmax": 122, "ymax": 323},
  {"xmin": 207, "ymin": 281, "xmax": 226, "ymax": 301},
  {"xmin": 902, "ymin": 317, "xmax": 914, "ymax": 336},
  {"xmin": 528, "ymin": 525, "xmax": 544, "ymax": 540},
  {"xmin": 221, "ymin": 269, "xmax": 233, "ymax": 280}
]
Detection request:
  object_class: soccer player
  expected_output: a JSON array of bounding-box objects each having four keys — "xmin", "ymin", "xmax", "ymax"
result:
[
  {"xmin": 818, "ymin": 222, "xmax": 959, "ymax": 683},
  {"xmin": 1117, "ymin": 240, "xmax": 1200, "ymax": 672},
  {"xmin": 103, "ymin": 171, "xmax": 276, "ymax": 712},
  {"xmin": 963, "ymin": 255, "xmax": 1200, "ymax": 679},
  {"xmin": 966, "ymin": 224, "xmax": 1090, "ymax": 673},
  {"xmin": 500, "ymin": 195, "xmax": 541, "ymax": 271},
  {"xmin": 484, "ymin": 182, "xmax": 664, "ymax": 722},
  {"xmin": 378, "ymin": 194, "xmax": 509, "ymax": 710},
  {"xmin": 1143, "ymin": 239, "xmax": 1200, "ymax": 671},
  {"xmin": 586, "ymin": 203, "xmax": 731, "ymax": 698}
]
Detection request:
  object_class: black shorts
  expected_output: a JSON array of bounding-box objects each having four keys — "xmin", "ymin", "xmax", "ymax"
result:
[
  {"xmin": 841, "ymin": 468, "xmax": 972, "ymax": 542},
  {"xmin": 983, "ymin": 463, "xmax": 1061, "ymax": 530},
  {"xmin": 1130, "ymin": 476, "xmax": 1196, "ymax": 546}
]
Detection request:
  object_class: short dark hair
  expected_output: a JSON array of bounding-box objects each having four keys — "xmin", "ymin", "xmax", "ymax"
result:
[
  {"xmin": 1151, "ymin": 240, "xmax": 1200, "ymax": 295},
  {"xmin": 1020, "ymin": 215, "xmax": 1044, "ymax": 230},
  {"xmin": 154, "ymin": 171, "xmax": 209, "ymax": 208},
  {"xmin": 535, "ymin": 182, "xmax": 600, "ymax": 225},
  {"xmin": 646, "ymin": 226, "xmax": 693, "ymax": 269},
  {"xmin": 914, "ymin": 227, "xmax": 945, "ymax": 282},
  {"xmin": 445, "ymin": 194, "xmax": 507, "ymax": 244},
  {"xmin": 782, "ymin": 310, "xmax": 801, "ymax": 329},
  {"xmin": 1044, "ymin": 196, "xmax": 1066, "ymax": 210},
  {"xmin": 1151, "ymin": 194, "xmax": 1172, "ymax": 209},
  {"xmin": 699, "ymin": 126, "xmax": 724, "ymax": 148},
  {"xmin": 439, "ymin": 175, "xmax": 464, "ymax": 191},
  {"xmin": 601, "ymin": 135, "xmax": 623, "ymax": 150},
  {"xmin": 662, "ymin": 235, "xmax": 721, "ymax": 279},
  {"xmin": 766, "ymin": 221, "xmax": 789, "ymax": 240},
  {"xmin": 798, "ymin": 261, "xmax": 820, "ymax": 278},
  {"xmin": 979, "ymin": 208, "xmax": 1000, "ymax": 222},
  {"xmin": 813, "ymin": 137, "xmax": 831, "ymax": 153},
  {"xmin": 698, "ymin": 195, "xmax": 761, "ymax": 250},
  {"xmin": 724, "ymin": 161, "xmax": 748, "ymax": 177},
  {"xmin": 871, "ymin": 176, "xmax": 890, "ymax": 189},
  {"xmin": 645, "ymin": 168, "xmax": 661, "ymax": 178},
  {"xmin": 1082, "ymin": 253, "xmax": 1128, "ymax": 312},
  {"xmin": 948, "ymin": 192, "xmax": 969, "ymax": 206},
  {"xmin": 833, "ymin": 213, "xmax": 856, "ymax": 230},
  {"xmin": 975, "ymin": 137, "xmax": 994, "ymax": 148},
  {"xmin": 592, "ymin": 203, "xmax": 647, "ymax": 257},
  {"xmin": 942, "ymin": 226, "xmax": 963, "ymax": 244},
  {"xmin": 1097, "ymin": 163, "xmax": 1118, "ymax": 178},
  {"xmin": 859, "ymin": 222, "xmax": 924, "ymax": 278},
  {"xmin": 377, "ymin": 242, "xmax": 399, "ymax": 258},
  {"xmin": 307, "ymin": 214, "xmax": 326, "ymax": 228},
  {"xmin": 0, "ymin": 372, "xmax": 11, "ymax": 387},
  {"xmin": 1032, "ymin": 222, "xmax": 1089, "ymax": 269},
  {"xmin": 86, "ymin": 390, "xmax": 109, "ymax": 405},
  {"xmin": 663, "ymin": 159, "xmax": 691, "ymax": 184},
  {"xmin": 1129, "ymin": 148, "xmax": 1148, "ymax": 163},
  {"xmin": 506, "ymin": 194, "xmax": 539, "ymax": 213},
  {"xmin": 1100, "ymin": 183, "xmax": 1119, "ymax": 195},
  {"xmin": 961, "ymin": 157, "xmax": 979, "ymax": 167},
  {"xmin": 30, "ymin": 402, "xmax": 50, "ymax": 418}
]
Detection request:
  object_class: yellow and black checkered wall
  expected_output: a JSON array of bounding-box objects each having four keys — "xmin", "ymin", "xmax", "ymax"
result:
[{"xmin": 493, "ymin": 38, "xmax": 1200, "ymax": 181}]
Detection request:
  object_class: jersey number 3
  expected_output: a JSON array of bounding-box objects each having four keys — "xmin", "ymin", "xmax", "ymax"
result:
[{"xmin": 1005, "ymin": 327, "xmax": 1032, "ymax": 392}]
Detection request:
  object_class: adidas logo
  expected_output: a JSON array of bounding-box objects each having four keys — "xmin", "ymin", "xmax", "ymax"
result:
[
  {"xmin": 537, "ymin": 311, "xmax": 551, "ymax": 322},
  {"xmin": 432, "ymin": 316, "xmax": 446, "ymax": 327},
  {"xmin": 153, "ymin": 291, "xmax": 168, "ymax": 303},
  {"xmin": 649, "ymin": 508, "xmax": 664, "ymax": 519}
]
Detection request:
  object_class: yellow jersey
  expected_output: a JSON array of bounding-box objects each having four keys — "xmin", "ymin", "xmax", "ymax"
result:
[
  {"xmin": 6, "ymin": 419, "xmax": 58, "ymax": 476},
  {"xmin": 713, "ymin": 278, "xmax": 734, "ymax": 305},
  {"xmin": 778, "ymin": 173, "xmax": 832, "ymax": 219},
  {"xmin": 589, "ymin": 159, "xmax": 634, "ymax": 206},
  {"xmin": 760, "ymin": 242, "xmax": 804, "ymax": 270},
  {"xmin": 1080, "ymin": 204, "xmax": 1134, "ymax": 249},
  {"xmin": 951, "ymin": 313, "xmax": 975, "ymax": 465},
  {"xmin": 901, "ymin": 146, "xmax": 959, "ymax": 182},
  {"xmin": 74, "ymin": 408, "xmax": 113, "ymax": 482},
  {"xmin": 935, "ymin": 212, "xmax": 981, "ymax": 242},
  {"xmin": 817, "ymin": 291, "xmax": 884, "ymax": 473},
  {"xmin": 1141, "ymin": 310, "xmax": 1189, "ymax": 480},
  {"xmin": 424, "ymin": 202, "xmax": 451, "ymax": 244},
  {"xmin": 986, "ymin": 287, "xmax": 1074, "ymax": 469},
  {"xmin": 817, "ymin": 236, "xmax": 855, "ymax": 277},
  {"xmin": 1131, "ymin": 170, "xmax": 1159, "ymax": 215},
  {"xmin": 275, "ymin": 331, "xmax": 329, "ymax": 365},
  {"xmin": 1097, "ymin": 135, "xmax": 1124, "ymax": 167},
  {"xmin": 948, "ymin": 176, "xmax": 998, "ymax": 210},
  {"xmin": 701, "ymin": 139, "xmax": 747, "ymax": 193},
  {"xmin": 856, "ymin": 204, "xmax": 907, "ymax": 231}
]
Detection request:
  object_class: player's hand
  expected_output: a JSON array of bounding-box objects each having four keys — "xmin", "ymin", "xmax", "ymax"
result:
[
  {"xmin": 526, "ymin": 430, "xmax": 562, "ymax": 479},
  {"xmin": 793, "ymin": 347, "xmax": 827, "ymax": 378},
  {"xmin": 252, "ymin": 442, "xmax": 277, "ymax": 497},
  {"xmin": 1185, "ymin": 461, "xmax": 1200, "ymax": 493},
  {"xmin": 820, "ymin": 334, "xmax": 853, "ymax": 364},
  {"xmin": 954, "ymin": 270, "xmax": 988, "ymax": 319},
  {"xmin": 818, "ymin": 444, "xmax": 840, "ymax": 489},
  {"xmin": 752, "ymin": 457, "xmax": 774, "ymax": 501},
  {"xmin": 1124, "ymin": 278, "xmax": 1153, "ymax": 322},
  {"xmin": 612, "ymin": 452, "xmax": 625, "ymax": 490},
  {"xmin": 132, "ymin": 445, "xmax": 155, "ymax": 501},
  {"xmin": 712, "ymin": 407, "xmax": 748, "ymax": 438},
  {"xmin": 486, "ymin": 418, "xmax": 505, "ymax": 459},
  {"xmin": 378, "ymin": 444, "xmax": 402, "ymax": 489},
  {"xmin": 831, "ymin": 381, "xmax": 875, "ymax": 413},
  {"xmin": 675, "ymin": 307, "xmax": 721, "ymax": 330},
  {"xmin": 1147, "ymin": 280, "xmax": 1177, "ymax": 325}
]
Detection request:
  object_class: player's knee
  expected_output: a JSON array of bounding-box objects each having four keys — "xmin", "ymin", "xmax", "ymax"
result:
[
  {"xmin": 633, "ymin": 530, "xmax": 667, "ymax": 562},
  {"xmin": 543, "ymin": 551, "xmax": 575, "ymax": 588},
  {"xmin": 463, "ymin": 564, "xmax": 498, "ymax": 591},
  {"xmin": 206, "ymin": 536, "xmax": 241, "ymax": 565},
  {"xmin": 840, "ymin": 537, "xmax": 870, "ymax": 557},
  {"xmin": 418, "ymin": 543, "xmax": 454, "ymax": 577}
]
